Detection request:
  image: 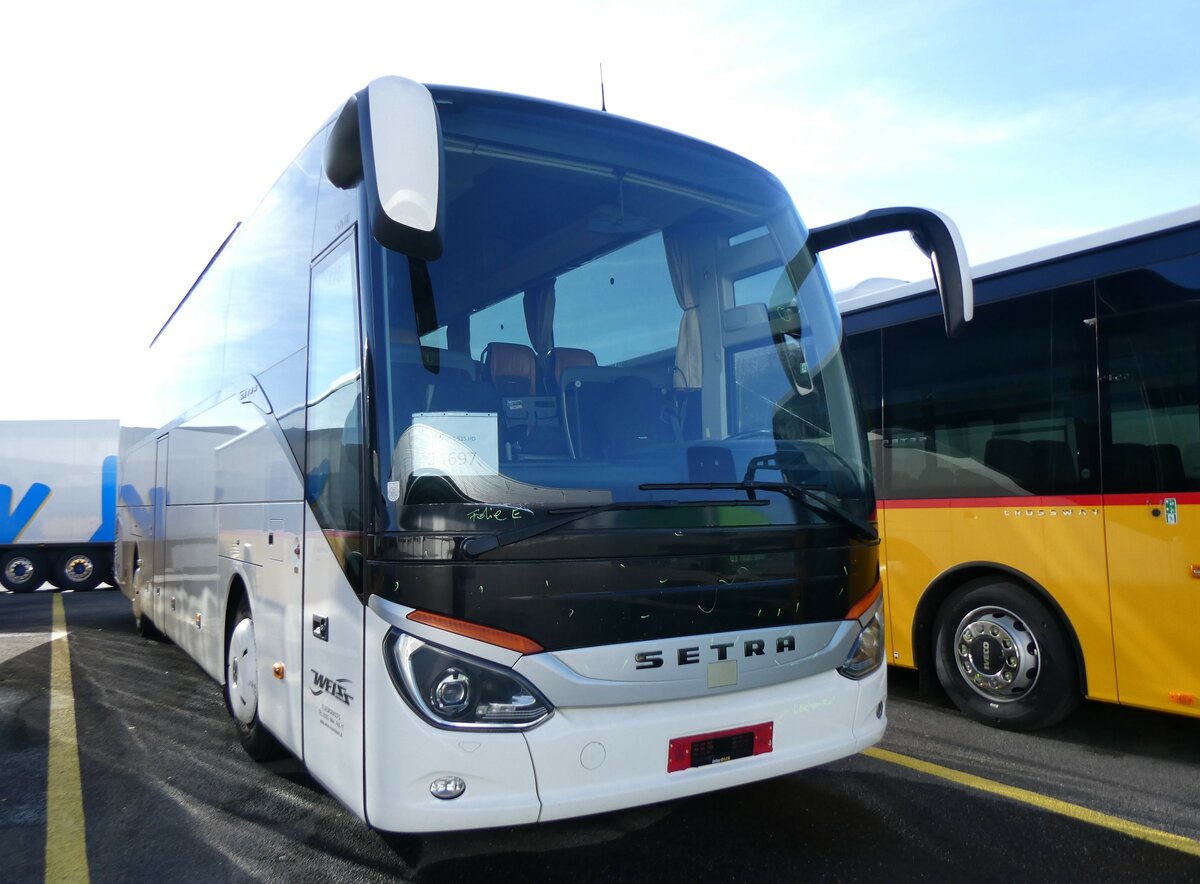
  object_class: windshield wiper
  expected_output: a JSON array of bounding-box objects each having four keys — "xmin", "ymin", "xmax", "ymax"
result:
[
  {"xmin": 638, "ymin": 480, "xmax": 878, "ymax": 541},
  {"xmin": 460, "ymin": 497, "xmax": 768, "ymax": 559}
]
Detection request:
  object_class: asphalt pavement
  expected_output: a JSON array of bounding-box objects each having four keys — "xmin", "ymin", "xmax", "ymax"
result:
[{"xmin": 2, "ymin": 589, "xmax": 1198, "ymax": 883}]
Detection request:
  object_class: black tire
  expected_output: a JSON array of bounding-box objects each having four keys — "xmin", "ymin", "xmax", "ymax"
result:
[
  {"xmin": 129, "ymin": 555, "xmax": 161, "ymax": 638},
  {"xmin": 1, "ymin": 550, "xmax": 47, "ymax": 592},
  {"xmin": 53, "ymin": 549, "xmax": 104, "ymax": 592},
  {"xmin": 133, "ymin": 598, "xmax": 164, "ymax": 640},
  {"xmin": 225, "ymin": 596, "xmax": 285, "ymax": 761},
  {"xmin": 933, "ymin": 578, "xmax": 1080, "ymax": 731}
]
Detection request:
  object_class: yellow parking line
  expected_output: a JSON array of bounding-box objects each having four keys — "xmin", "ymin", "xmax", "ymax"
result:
[
  {"xmin": 46, "ymin": 593, "xmax": 90, "ymax": 883},
  {"xmin": 865, "ymin": 746, "xmax": 1200, "ymax": 859}
]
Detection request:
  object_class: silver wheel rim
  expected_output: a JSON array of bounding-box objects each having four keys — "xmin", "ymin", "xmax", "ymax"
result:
[
  {"xmin": 5, "ymin": 556, "xmax": 37, "ymax": 586},
  {"xmin": 952, "ymin": 605, "xmax": 1040, "ymax": 702},
  {"xmin": 227, "ymin": 618, "xmax": 259, "ymax": 725},
  {"xmin": 62, "ymin": 554, "xmax": 95, "ymax": 585}
]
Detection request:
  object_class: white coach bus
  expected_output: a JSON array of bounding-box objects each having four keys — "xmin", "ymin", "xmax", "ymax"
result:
[{"xmin": 117, "ymin": 77, "xmax": 971, "ymax": 833}]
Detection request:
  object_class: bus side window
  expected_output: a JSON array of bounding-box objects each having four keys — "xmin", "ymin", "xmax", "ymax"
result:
[
  {"xmin": 1099, "ymin": 262, "xmax": 1200, "ymax": 494},
  {"xmin": 877, "ymin": 283, "xmax": 1099, "ymax": 499},
  {"xmin": 306, "ymin": 235, "xmax": 364, "ymax": 534}
]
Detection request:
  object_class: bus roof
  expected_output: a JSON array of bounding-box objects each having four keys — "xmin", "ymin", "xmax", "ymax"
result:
[{"xmin": 836, "ymin": 202, "xmax": 1200, "ymax": 317}]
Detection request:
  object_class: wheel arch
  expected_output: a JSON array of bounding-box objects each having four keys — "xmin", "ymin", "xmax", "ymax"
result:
[
  {"xmin": 911, "ymin": 561, "xmax": 1088, "ymax": 697},
  {"xmin": 129, "ymin": 543, "xmax": 142, "ymax": 612},
  {"xmin": 220, "ymin": 569, "xmax": 285, "ymax": 760},
  {"xmin": 223, "ymin": 573, "xmax": 250, "ymax": 682}
]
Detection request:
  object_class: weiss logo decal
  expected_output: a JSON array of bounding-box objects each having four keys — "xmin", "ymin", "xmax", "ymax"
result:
[{"xmin": 310, "ymin": 669, "xmax": 354, "ymax": 705}]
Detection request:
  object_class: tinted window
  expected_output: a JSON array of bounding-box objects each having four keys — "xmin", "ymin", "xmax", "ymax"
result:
[
  {"xmin": 878, "ymin": 283, "xmax": 1099, "ymax": 498},
  {"xmin": 1099, "ymin": 255, "xmax": 1200, "ymax": 493},
  {"xmin": 148, "ymin": 259, "xmax": 231, "ymax": 426},
  {"xmin": 306, "ymin": 235, "xmax": 363, "ymax": 532},
  {"xmin": 552, "ymin": 233, "xmax": 680, "ymax": 366},
  {"xmin": 469, "ymin": 292, "xmax": 528, "ymax": 360},
  {"xmin": 845, "ymin": 330, "xmax": 882, "ymax": 438},
  {"xmin": 223, "ymin": 138, "xmax": 321, "ymax": 384},
  {"xmin": 143, "ymin": 136, "xmax": 321, "ymax": 431},
  {"xmin": 366, "ymin": 89, "xmax": 871, "ymax": 535}
]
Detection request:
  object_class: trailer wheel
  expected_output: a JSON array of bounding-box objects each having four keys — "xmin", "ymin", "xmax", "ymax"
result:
[
  {"xmin": 54, "ymin": 549, "xmax": 103, "ymax": 592},
  {"xmin": 933, "ymin": 578, "xmax": 1080, "ymax": 730},
  {"xmin": 225, "ymin": 596, "xmax": 285, "ymax": 761},
  {"xmin": 1, "ymin": 551, "xmax": 47, "ymax": 592}
]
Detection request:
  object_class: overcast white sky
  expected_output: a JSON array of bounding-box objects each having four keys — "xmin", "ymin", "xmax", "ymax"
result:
[{"xmin": 2, "ymin": 0, "xmax": 1197, "ymax": 421}]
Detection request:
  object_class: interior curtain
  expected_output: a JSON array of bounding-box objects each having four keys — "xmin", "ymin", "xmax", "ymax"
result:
[
  {"xmin": 447, "ymin": 318, "xmax": 471, "ymax": 358},
  {"xmin": 523, "ymin": 279, "xmax": 557, "ymax": 356},
  {"xmin": 663, "ymin": 229, "xmax": 702, "ymax": 388}
]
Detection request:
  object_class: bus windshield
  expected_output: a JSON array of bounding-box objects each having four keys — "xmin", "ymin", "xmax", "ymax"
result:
[{"xmin": 369, "ymin": 88, "xmax": 870, "ymax": 535}]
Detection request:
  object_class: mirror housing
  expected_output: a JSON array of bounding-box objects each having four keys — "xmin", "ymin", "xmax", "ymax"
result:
[
  {"xmin": 324, "ymin": 77, "xmax": 444, "ymax": 261},
  {"xmin": 807, "ymin": 207, "xmax": 973, "ymax": 337}
]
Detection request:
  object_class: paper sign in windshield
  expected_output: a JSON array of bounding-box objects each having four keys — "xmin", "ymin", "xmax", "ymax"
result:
[{"xmin": 410, "ymin": 412, "xmax": 499, "ymax": 477}]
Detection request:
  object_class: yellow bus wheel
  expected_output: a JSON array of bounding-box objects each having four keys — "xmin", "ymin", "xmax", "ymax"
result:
[{"xmin": 933, "ymin": 578, "xmax": 1079, "ymax": 731}]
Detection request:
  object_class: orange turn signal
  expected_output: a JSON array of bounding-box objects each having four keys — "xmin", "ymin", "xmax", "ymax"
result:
[
  {"xmin": 845, "ymin": 579, "xmax": 883, "ymax": 622},
  {"xmin": 407, "ymin": 610, "xmax": 544, "ymax": 654}
]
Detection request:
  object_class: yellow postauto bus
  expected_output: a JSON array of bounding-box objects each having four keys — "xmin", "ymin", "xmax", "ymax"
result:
[{"xmin": 840, "ymin": 205, "xmax": 1200, "ymax": 730}]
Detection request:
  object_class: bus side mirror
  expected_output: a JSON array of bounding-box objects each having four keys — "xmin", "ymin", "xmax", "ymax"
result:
[
  {"xmin": 324, "ymin": 77, "xmax": 445, "ymax": 261},
  {"xmin": 808, "ymin": 207, "xmax": 973, "ymax": 338}
]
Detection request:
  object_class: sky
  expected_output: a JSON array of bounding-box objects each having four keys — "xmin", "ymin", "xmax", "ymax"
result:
[{"xmin": 2, "ymin": 0, "xmax": 1198, "ymax": 421}]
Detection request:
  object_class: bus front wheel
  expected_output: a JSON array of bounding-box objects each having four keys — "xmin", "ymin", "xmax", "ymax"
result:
[
  {"xmin": 130, "ymin": 556, "xmax": 163, "ymax": 640},
  {"xmin": 933, "ymin": 579, "xmax": 1079, "ymax": 731},
  {"xmin": 132, "ymin": 595, "xmax": 163, "ymax": 640},
  {"xmin": 224, "ymin": 596, "xmax": 284, "ymax": 760}
]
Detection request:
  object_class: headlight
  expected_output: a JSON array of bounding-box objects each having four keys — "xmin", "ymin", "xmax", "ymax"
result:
[
  {"xmin": 384, "ymin": 630, "xmax": 553, "ymax": 730},
  {"xmin": 838, "ymin": 611, "xmax": 884, "ymax": 680}
]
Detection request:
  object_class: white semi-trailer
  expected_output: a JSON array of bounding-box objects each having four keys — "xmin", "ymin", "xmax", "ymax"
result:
[{"xmin": 0, "ymin": 419, "xmax": 119, "ymax": 592}]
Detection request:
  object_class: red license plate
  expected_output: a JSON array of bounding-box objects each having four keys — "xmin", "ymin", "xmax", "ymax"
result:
[{"xmin": 667, "ymin": 722, "xmax": 773, "ymax": 772}]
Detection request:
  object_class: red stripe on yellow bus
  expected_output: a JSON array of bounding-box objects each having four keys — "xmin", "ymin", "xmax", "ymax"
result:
[
  {"xmin": 879, "ymin": 496, "xmax": 1103, "ymax": 509},
  {"xmin": 879, "ymin": 493, "xmax": 1200, "ymax": 509},
  {"xmin": 1102, "ymin": 492, "xmax": 1200, "ymax": 506}
]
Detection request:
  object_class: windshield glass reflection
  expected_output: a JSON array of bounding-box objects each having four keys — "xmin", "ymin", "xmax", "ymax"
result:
[{"xmin": 369, "ymin": 89, "xmax": 870, "ymax": 534}]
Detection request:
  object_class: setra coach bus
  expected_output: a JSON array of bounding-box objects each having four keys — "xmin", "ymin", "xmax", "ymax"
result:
[
  {"xmin": 840, "ymin": 205, "xmax": 1200, "ymax": 731},
  {"xmin": 117, "ymin": 77, "xmax": 972, "ymax": 832}
]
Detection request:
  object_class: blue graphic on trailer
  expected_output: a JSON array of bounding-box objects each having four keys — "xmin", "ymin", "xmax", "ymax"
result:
[
  {"xmin": 0, "ymin": 455, "xmax": 119, "ymax": 544},
  {"xmin": 0, "ymin": 481, "xmax": 52, "ymax": 544},
  {"xmin": 90, "ymin": 456, "xmax": 119, "ymax": 542}
]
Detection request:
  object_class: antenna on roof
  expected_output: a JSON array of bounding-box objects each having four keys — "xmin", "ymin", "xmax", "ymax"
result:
[{"xmin": 600, "ymin": 63, "xmax": 607, "ymax": 112}]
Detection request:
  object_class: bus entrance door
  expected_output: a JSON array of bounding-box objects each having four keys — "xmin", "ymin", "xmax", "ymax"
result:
[
  {"xmin": 150, "ymin": 434, "xmax": 169, "ymax": 632},
  {"xmin": 1101, "ymin": 302, "xmax": 1200, "ymax": 717}
]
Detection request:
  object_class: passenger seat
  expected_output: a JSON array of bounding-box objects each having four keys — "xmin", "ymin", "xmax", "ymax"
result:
[
  {"xmin": 483, "ymin": 342, "xmax": 537, "ymax": 396},
  {"xmin": 544, "ymin": 347, "xmax": 597, "ymax": 394},
  {"xmin": 600, "ymin": 375, "xmax": 679, "ymax": 457}
]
